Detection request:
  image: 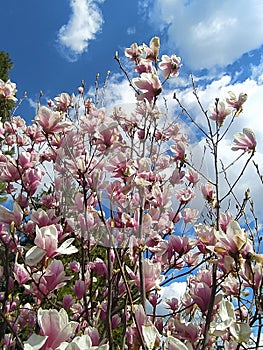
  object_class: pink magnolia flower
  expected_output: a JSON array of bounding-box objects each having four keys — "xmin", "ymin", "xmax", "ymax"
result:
[
  {"xmin": 62, "ymin": 295, "xmax": 74, "ymax": 309},
  {"xmin": 168, "ymin": 235, "xmax": 193, "ymax": 257},
  {"xmin": 143, "ymin": 37, "xmax": 160, "ymax": 62},
  {"xmin": 214, "ymin": 221, "xmax": 249, "ymax": 257},
  {"xmin": 77, "ymin": 86, "xmax": 84, "ymax": 94},
  {"xmin": 133, "ymin": 73, "xmax": 162, "ymax": 103},
  {"xmin": 126, "ymin": 259, "xmax": 164, "ymax": 292},
  {"xmin": 33, "ymin": 307, "xmax": 78, "ymax": 350},
  {"xmin": 126, "ymin": 305, "xmax": 160, "ymax": 350},
  {"xmin": 57, "ymin": 334, "xmax": 108, "ymax": 350},
  {"xmin": 231, "ymin": 128, "xmax": 256, "ymax": 152},
  {"xmin": 201, "ymin": 182, "xmax": 215, "ymax": 203},
  {"xmin": 176, "ymin": 188, "xmax": 195, "ymax": 203},
  {"xmin": 183, "ymin": 208, "xmax": 199, "ymax": 224},
  {"xmin": 219, "ymin": 212, "xmax": 233, "ymax": 232},
  {"xmin": 209, "ymin": 101, "xmax": 231, "ymax": 126},
  {"xmin": 195, "ymin": 224, "xmax": 217, "ymax": 254},
  {"xmin": 73, "ymin": 279, "xmax": 86, "ymax": 300},
  {"xmin": 95, "ymin": 120, "xmax": 121, "ymax": 152},
  {"xmin": 0, "ymin": 201, "xmax": 23, "ymax": 225},
  {"xmin": 44, "ymin": 259, "xmax": 72, "ymax": 292},
  {"xmin": 13, "ymin": 263, "xmax": 30, "ymax": 284},
  {"xmin": 191, "ymin": 281, "xmax": 211, "ymax": 313},
  {"xmin": 25, "ymin": 225, "xmax": 78, "ymax": 266},
  {"xmin": 185, "ymin": 169, "xmax": 200, "ymax": 185},
  {"xmin": 134, "ymin": 58, "xmax": 153, "ymax": 74},
  {"xmin": 0, "ymin": 153, "xmax": 20, "ymax": 182},
  {"xmin": 26, "ymin": 260, "xmax": 71, "ymax": 298},
  {"xmin": 0, "ymin": 79, "xmax": 17, "ymax": 101},
  {"xmin": 22, "ymin": 167, "xmax": 42, "ymax": 195},
  {"xmin": 35, "ymin": 106, "xmax": 72, "ymax": 134},
  {"xmin": 159, "ymin": 54, "xmax": 181, "ymax": 79},
  {"xmin": 125, "ymin": 42, "xmax": 142, "ymax": 61},
  {"xmin": 226, "ymin": 91, "xmax": 247, "ymax": 115},
  {"xmin": 31, "ymin": 208, "xmax": 61, "ymax": 227},
  {"xmin": 170, "ymin": 141, "xmax": 186, "ymax": 162},
  {"xmin": 54, "ymin": 92, "xmax": 74, "ymax": 112}
]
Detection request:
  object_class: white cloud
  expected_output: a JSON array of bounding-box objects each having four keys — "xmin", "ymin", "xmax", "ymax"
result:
[
  {"xmin": 127, "ymin": 26, "xmax": 136, "ymax": 35},
  {"xmin": 58, "ymin": 0, "xmax": 105, "ymax": 61},
  {"xmin": 251, "ymin": 55, "xmax": 263, "ymax": 84},
  {"xmin": 149, "ymin": 0, "xmax": 263, "ymax": 69},
  {"xmin": 146, "ymin": 282, "xmax": 187, "ymax": 316}
]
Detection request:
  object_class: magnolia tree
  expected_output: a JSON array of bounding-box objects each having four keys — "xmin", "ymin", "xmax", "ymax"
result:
[{"xmin": 0, "ymin": 37, "xmax": 262, "ymax": 350}]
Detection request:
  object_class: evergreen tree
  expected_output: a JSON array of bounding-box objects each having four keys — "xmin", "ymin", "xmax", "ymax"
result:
[
  {"xmin": 0, "ymin": 51, "xmax": 15, "ymax": 122},
  {"xmin": 0, "ymin": 51, "xmax": 14, "ymax": 202},
  {"xmin": 0, "ymin": 51, "xmax": 13, "ymax": 82}
]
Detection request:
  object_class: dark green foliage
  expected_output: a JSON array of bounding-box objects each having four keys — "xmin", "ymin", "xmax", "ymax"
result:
[
  {"xmin": 0, "ymin": 51, "xmax": 15, "ymax": 123},
  {"xmin": 0, "ymin": 51, "xmax": 13, "ymax": 82}
]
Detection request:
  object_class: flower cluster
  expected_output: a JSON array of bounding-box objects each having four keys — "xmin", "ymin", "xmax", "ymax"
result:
[
  {"xmin": 125, "ymin": 37, "xmax": 181, "ymax": 103},
  {"xmin": 0, "ymin": 37, "xmax": 260, "ymax": 350}
]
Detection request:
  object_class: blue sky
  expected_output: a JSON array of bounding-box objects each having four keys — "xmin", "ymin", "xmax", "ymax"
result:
[{"xmin": 2, "ymin": 0, "xmax": 263, "ymax": 215}]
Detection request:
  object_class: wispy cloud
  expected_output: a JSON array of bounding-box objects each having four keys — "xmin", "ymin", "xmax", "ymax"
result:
[
  {"xmin": 57, "ymin": 0, "xmax": 105, "ymax": 62},
  {"xmin": 149, "ymin": 0, "xmax": 263, "ymax": 70}
]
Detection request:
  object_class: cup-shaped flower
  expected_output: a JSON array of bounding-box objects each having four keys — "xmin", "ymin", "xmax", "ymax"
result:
[
  {"xmin": 0, "ymin": 201, "xmax": 23, "ymax": 225},
  {"xmin": 209, "ymin": 101, "xmax": 231, "ymax": 126},
  {"xmin": 37, "ymin": 308, "xmax": 78, "ymax": 349},
  {"xmin": 143, "ymin": 37, "xmax": 160, "ymax": 62},
  {"xmin": 44, "ymin": 259, "xmax": 72, "ymax": 292},
  {"xmin": 214, "ymin": 221, "xmax": 248, "ymax": 257},
  {"xmin": 25, "ymin": 225, "xmax": 78, "ymax": 266},
  {"xmin": 35, "ymin": 106, "xmax": 72, "ymax": 134},
  {"xmin": 231, "ymin": 128, "xmax": 256, "ymax": 152},
  {"xmin": 126, "ymin": 259, "xmax": 164, "ymax": 292},
  {"xmin": 191, "ymin": 281, "xmax": 211, "ymax": 313},
  {"xmin": 0, "ymin": 79, "xmax": 17, "ymax": 101},
  {"xmin": 54, "ymin": 92, "xmax": 74, "ymax": 112},
  {"xmin": 159, "ymin": 54, "xmax": 181, "ymax": 79},
  {"xmin": 176, "ymin": 188, "xmax": 195, "ymax": 203},
  {"xmin": 201, "ymin": 182, "xmax": 215, "ymax": 203},
  {"xmin": 13, "ymin": 263, "xmax": 30, "ymax": 284},
  {"xmin": 73, "ymin": 279, "xmax": 86, "ymax": 300},
  {"xmin": 57, "ymin": 334, "xmax": 109, "ymax": 350},
  {"xmin": 125, "ymin": 42, "xmax": 142, "ymax": 61},
  {"xmin": 133, "ymin": 73, "xmax": 162, "ymax": 103},
  {"xmin": 226, "ymin": 91, "xmax": 247, "ymax": 115}
]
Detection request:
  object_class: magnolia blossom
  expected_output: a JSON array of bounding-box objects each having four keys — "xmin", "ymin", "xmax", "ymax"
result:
[
  {"xmin": 201, "ymin": 182, "xmax": 215, "ymax": 203},
  {"xmin": 57, "ymin": 334, "xmax": 109, "ymax": 350},
  {"xmin": 209, "ymin": 101, "xmax": 231, "ymax": 126},
  {"xmin": 35, "ymin": 106, "xmax": 72, "ymax": 134},
  {"xmin": 176, "ymin": 188, "xmax": 195, "ymax": 203},
  {"xmin": 126, "ymin": 305, "xmax": 160, "ymax": 350},
  {"xmin": 0, "ymin": 79, "xmax": 17, "ymax": 101},
  {"xmin": 159, "ymin": 54, "xmax": 181, "ymax": 79},
  {"xmin": 25, "ymin": 225, "xmax": 78, "ymax": 266},
  {"xmin": 134, "ymin": 58, "xmax": 153, "ymax": 74},
  {"xmin": 143, "ymin": 36, "xmax": 160, "ymax": 62},
  {"xmin": 133, "ymin": 73, "xmax": 162, "ymax": 103},
  {"xmin": 125, "ymin": 42, "xmax": 142, "ymax": 61},
  {"xmin": 183, "ymin": 208, "xmax": 199, "ymax": 224},
  {"xmin": 54, "ymin": 92, "xmax": 74, "ymax": 112},
  {"xmin": 24, "ymin": 308, "xmax": 78, "ymax": 350},
  {"xmin": 0, "ymin": 201, "xmax": 23, "ymax": 225},
  {"xmin": 231, "ymin": 128, "xmax": 256, "ymax": 152},
  {"xmin": 13, "ymin": 263, "xmax": 30, "ymax": 284},
  {"xmin": 25, "ymin": 260, "xmax": 71, "ymax": 297},
  {"xmin": 126, "ymin": 259, "xmax": 164, "ymax": 292},
  {"xmin": 226, "ymin": 91, "xmax": 247, "ymax": 115},
  {"xmin": 214, "ymin": 221, "xmax": 249, "ymax": 257},
  {"xmin": 185, "ymin": 169, "xmax": 200, "ymax": 185}
]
